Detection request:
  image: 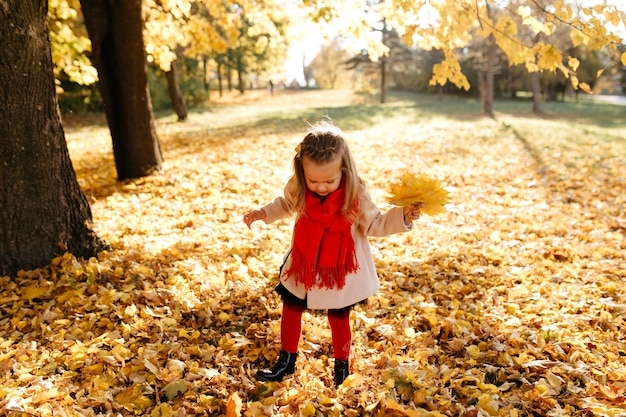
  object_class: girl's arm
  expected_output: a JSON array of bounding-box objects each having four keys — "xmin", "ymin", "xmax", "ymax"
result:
[
  {"xmin": 258, "ymin": 178, "xmax": 298, "ymax": 224},
  {"xmin": 357, "ymin": 184, "xmax": 413, "ymax": 237}
]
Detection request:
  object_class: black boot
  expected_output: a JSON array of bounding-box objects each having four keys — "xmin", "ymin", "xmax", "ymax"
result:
[
  {"xmin": 256, "ymin": 350, "xmax": 298, "ymax": 382},
  {"xmin": 334, "ymin": 358, "xmax": 350, "ymax": 387}
]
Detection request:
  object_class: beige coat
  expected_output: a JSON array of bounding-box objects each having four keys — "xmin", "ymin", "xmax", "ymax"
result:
[{"xmin": 261, "ymin": 178, "xmax": 412, "ymax": 309}]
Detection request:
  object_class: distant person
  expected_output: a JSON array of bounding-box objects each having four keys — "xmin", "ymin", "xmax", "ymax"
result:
[
  {"xmin": 243, "ymin": 120, "xmax": 422, "ymax": 387},
  {"xmin": 268, "ymin": 80, "xmax": 274, "ymax": 95}
]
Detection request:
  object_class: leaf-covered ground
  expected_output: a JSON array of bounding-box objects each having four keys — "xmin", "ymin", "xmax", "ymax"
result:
[{"xmin": 1, "ymin": 90, "xmax": 625, "ymax": 417}]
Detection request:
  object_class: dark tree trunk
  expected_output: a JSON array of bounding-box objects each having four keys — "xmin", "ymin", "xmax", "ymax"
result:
[
  {"xmin": 80, "ymin": 0, "xmax": 163, "ymax": 180},
  {"xmin": 0, "ymin": 1, "xmax": 105, "ymax": 276},
  {"xmin": 165, "ymin": 58, "xmax": 188, "ymax": 122},
  {"xmin": 380, "ymin": 57, "xmax": 387, "ymax": 104},
  {"xmin": 380, "ymin": 18, "xmax": 387, "ymax": 104},
  {"xmin": 236, "ymin": 51, "xmax": 245, "ymax": 94},
  {"xmin": 202, "ymin": 57, "xmax": 211, "ymax": 99},
  {"xmin": 238, "ymin": 70, "xmax": 245, "ymax": 94},
  {"xmin": 532, "ymin": 71, "xmax": 541, "ymax": 113},
  {"xmin": 480, "ymin": 4, "xmax": 495, "ymax": 117},
  {"xmin": 218, "ymin": 62, "xmax": 224, "ymax": 97},
  {"xmin": 483, "ymin": 33, "xmax": 495, "ymax": 117}
]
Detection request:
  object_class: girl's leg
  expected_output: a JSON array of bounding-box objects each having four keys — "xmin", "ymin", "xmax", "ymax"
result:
[
  {"xmin": 281, "ymin": 301, "xmax": 304, "ymax": 353},
  {"xmin": 327, "ymin": 307, "xmax": 351, "ymax": 359},
  {"xmin": 256, "ymin": 300, "xmax": 304, "ymax": 382},
  {"xmin": 328, "ymin": 307, "xmax": 352, "ymax": 386}
]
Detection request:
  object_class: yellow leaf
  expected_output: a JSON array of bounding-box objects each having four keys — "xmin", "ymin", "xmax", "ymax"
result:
[
  {"xmin": 57, "ymin": 288, "xmax": 84, "ymax": 303},
  {"xmin": 112, "ymin": 344, "xmax": 134, "ymax": 361},
  {"xmin": 225, "ymin": 392, "xmax": 242, "ymax": 417},
  {"xmin": 164, "ymin": 380, "xmax": 188, "ymax": 401},
  {"xmin": 423, "ymin": 312, "xmax": 438, "ymax": 328},
  {"xmin": 151, "ymin": 403, "xmax": 173, "ymax": 417},
  {"xmin": 568, "ymin": 57, "xmax": 580, "ymax": 71},
  {"xmin": 526, "ymin": 62, "xmax": 539, "ymax": 73},
  {"xmin": 477, "ymin": 382, "xmax": 500, "ymax": 394},
  {"xmin": 536, "ymin": 44, "xmax": 562, "ymax": 71},
  {"xmin": 466, "ymin": 345, "xmax": 480, "ymax": 359},
  {"xmin": 477, "ymin": 393, "xmax": 499, "ymax": 415},
  {"xmin": 92, "ymin": 375, "xmax": 110, "ymax": 392},
  {"xmin": 571, "ymin": 30, "xmax": 587, "ymax": 47},
  {"xmin": 386, "ymin": 171, "xmax": 449, "ymax": 216},
  {"xmin": 386, "ymin": 398, "xmax": 433, "ymax": 416},
  {"xmin": 300, "ymin": 403, "xmax": 316, "ymax": 416},
  {"xmin": 523, "ymin": 15, "xmax": 548, "ymax": 35},
  {"xmin": 115, "ymin": 383, "xmax": 153, "ymax": 412},
  {"xmin": 30, "ymin": 387, "xmax": 64, "ymax": 404},
  {"xmin": 23, "ymin": 286, "xmax": 47, "ymax": 300},
  {"xmin": 621, "ymin": 51, "xmax": 626, "ymax": 66},
  {"xmin": 83, "ymin": 363, "xmax": 104, "ymax": 374},
  {"xmin": 517, "ymin": 6, "xmax": 531, "ymax": 19},
  {"xmin": 579, "ymin": 82, "xmax": 592, "ymax": 94},
  {"xmin": 218, "ymin": 311, "xmax": 230, "ymax": 323}
]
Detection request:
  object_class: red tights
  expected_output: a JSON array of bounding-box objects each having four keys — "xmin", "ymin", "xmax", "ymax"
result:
[{"xmin": 280, "ymin": 301, "xmax": 352, "ymax": 360}]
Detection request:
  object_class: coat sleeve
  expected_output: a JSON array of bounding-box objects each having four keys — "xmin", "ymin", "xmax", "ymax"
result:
[
  {"xmin": 260, "ymin": 178, "xmax": 297, "ymax": 224},
  {"xmin": 357, "ymin": 182, "xmax": 412, "ymax": 237}
]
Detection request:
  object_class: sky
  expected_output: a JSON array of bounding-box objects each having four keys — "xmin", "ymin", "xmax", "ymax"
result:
[{"xmin": 284, "ymin": 34, "xmax": 323, "ymax": 86}]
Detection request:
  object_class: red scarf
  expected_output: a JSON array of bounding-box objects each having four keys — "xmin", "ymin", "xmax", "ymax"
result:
[{"xmin": 286, "ymin": 181, "xmax": 359, "ymax": 290}]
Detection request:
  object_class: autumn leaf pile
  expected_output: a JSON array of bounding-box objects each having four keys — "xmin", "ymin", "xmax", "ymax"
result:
[{"xmin": 1, "ymin": 90, "xmax": 625, "ymax": 417}]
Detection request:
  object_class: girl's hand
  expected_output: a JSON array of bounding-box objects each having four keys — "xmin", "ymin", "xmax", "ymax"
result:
[
  {"xmin": 403, "ymin": 203, "xmax": 422, "ymax": 223},
  {"xmin": 244, "ymin": 209, "xmax": 266, "ymax": 228}
]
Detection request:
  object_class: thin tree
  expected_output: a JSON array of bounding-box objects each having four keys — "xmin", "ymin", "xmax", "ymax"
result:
[
  {"xmin": 80, "ymin": 0, "xmax": 163, "ymax": 181},
  {"xmin": 165, "ymin": 56, "xmax": 189, "ymax": 122}
]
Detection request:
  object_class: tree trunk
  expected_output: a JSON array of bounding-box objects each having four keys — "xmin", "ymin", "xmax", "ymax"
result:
[
  {"xmin": 227, "ymin": 65, "xmax": 233, "ymax": 92},
  {"xmin": 80, "ymin": 0, "xmax": 163, "ymax": 181},
  {"xmin": 380, "ymin": 58, "xmax": 387, "ymax": 104},
  {"xmin": 0, "ymin": 1, "xmax": 105, "ymax": 276},
  {"xmin": 202, "ymin": 57, "xmax": 211, "ymax": 99},
  {"xmin": 237, "ymin": 51, "xmax": 245, "ymax": 94},
  {"xmin": 532, "ymin": 71, "xmax": 541, "ymax": 113},
  {"xmin": 218, "ymin": 63, "xmax": 224, "ymax": 97},
  {"xmin": 165, "ymin": 58, "xmax": 188, "ymax": 122},
  {"xmin": 483, "ymin": 34, "xmax": 495, "ymax": 117},
  {"xmin": 238, "ymin": 70, "xmax": 245, "ymax": 94},
  {"xmin": 380, "ymin": 18, "xmax": 387, "ymax": 104}
]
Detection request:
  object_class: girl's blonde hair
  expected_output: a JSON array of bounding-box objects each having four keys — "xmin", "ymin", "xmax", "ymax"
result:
[{"xmin": 292, "ymin": 121, "xmax": 361, "ymax": 220}]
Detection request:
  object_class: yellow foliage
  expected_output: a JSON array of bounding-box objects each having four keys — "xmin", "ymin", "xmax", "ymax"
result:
[
  {"xmin": 535, "ymin": 44, "xmax": 562, "ymax": 72},
  {"xmin": 386, "ymin": 171, "xmax": 449, "ymax": 216}
]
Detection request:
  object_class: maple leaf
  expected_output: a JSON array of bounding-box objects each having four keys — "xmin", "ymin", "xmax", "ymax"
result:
[
  {"xmin": 386, "ymin": 171, "xmax": 450, "ymax": 216},
  {"xmin": 225, "ymin": 392, "xmax": 243, "ymax": 417}
]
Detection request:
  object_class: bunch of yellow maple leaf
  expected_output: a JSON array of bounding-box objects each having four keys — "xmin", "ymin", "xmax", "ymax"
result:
[{"xmin": 386, "ymin": 171, "xmax": 449, "ymax": 216}]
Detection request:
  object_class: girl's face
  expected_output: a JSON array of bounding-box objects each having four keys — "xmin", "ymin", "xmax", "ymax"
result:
[{"xmin": 302, "ymin": 155, "xmax": 343, "ymax": 197}]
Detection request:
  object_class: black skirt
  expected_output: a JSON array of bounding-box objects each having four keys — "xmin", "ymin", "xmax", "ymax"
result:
[
  {"xmin": 274, "ymin": 281, "xmax": 364, "ymax": 314},
  {"xmin": 276, "ymin": 250, "xmax": 365, "ymax": 313}
]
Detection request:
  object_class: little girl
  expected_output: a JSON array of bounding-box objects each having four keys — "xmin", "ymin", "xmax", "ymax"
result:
[{"xmin": 243, "ymin": 121, "xmax": 421, "ymax": 387}]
